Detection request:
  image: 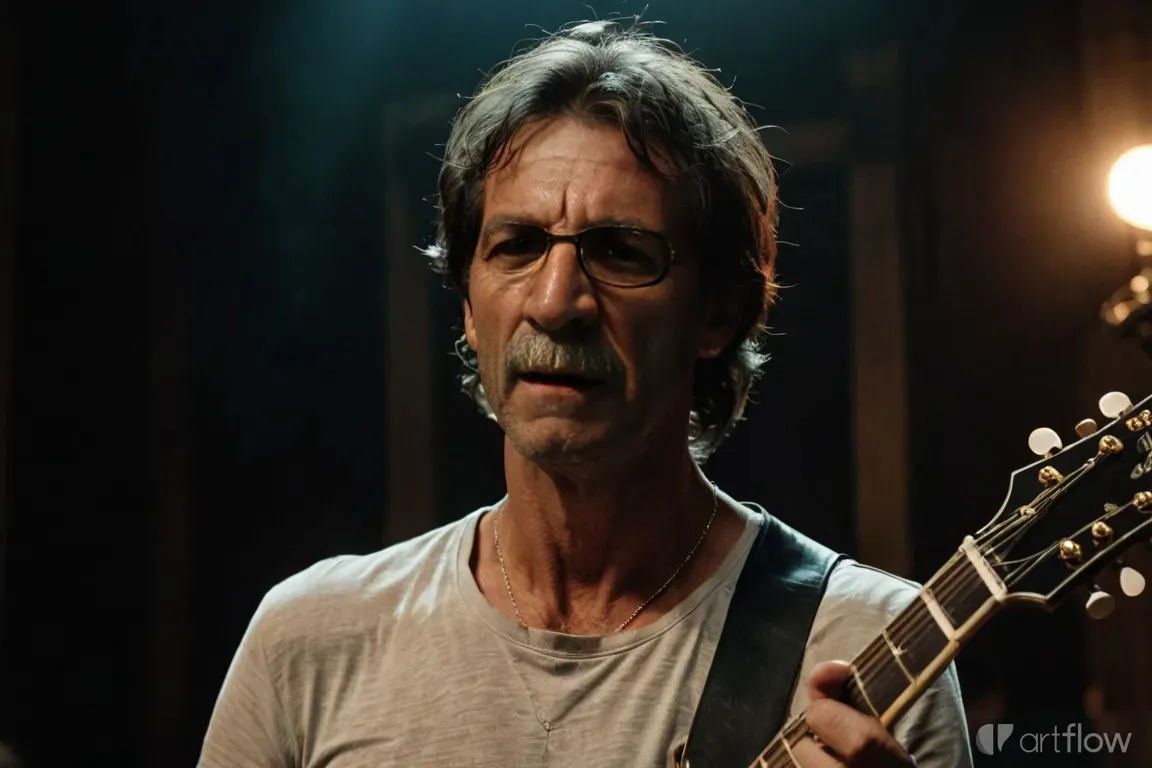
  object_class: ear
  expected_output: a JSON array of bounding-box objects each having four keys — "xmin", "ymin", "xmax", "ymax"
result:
[
  {"xmin": 697, "ymin": 286, "xmax": 747, "ymax": 360},
  {"xmin": 463, "ymin": 297, "xmax": 478, "ymax": 351}
]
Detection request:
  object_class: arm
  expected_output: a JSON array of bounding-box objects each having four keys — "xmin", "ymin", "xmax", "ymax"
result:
[{"xmin": 198, "ymin": 594, "xmax": 298, "ymax": 768}]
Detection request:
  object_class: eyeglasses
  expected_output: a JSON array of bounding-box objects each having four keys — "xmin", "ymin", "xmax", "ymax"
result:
[{"xmin": 480, "ymin": 224, "xmax": 675, "ymax": 288}]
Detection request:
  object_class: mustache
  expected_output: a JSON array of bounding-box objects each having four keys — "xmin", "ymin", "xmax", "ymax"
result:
[{"xmin": 504, "ymin": 331, "xmax": 624, "ymax": 381}]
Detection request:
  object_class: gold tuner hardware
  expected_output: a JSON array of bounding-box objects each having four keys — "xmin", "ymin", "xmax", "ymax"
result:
[
  {"xmin": 1099, "ymin": 435, "xmax": 1124, "ymax": 454},
  {"xmin": 1091, "ymin": 521, "xmax": 1114, "ymax": 543},
  {"xmin": 1143, "ymin": 410, "xmax": 1152, "ymax": 427},
  {"xmin": 1059, "ymin": 539, "xmax": 1083, "ymax": 565},
  {"xmin": 1134, "ymin": 491, "xmax": 1152, "ymax": 511},
  {"xmin": 1127, "ymin": 416, "xmax": 1146, "ymax": 432},
  {"xmin": 1076, "ymin": 419, "xmax": 1098, "ymax": 438},
  {"xmin": 1039, "ymin": 466, "xmax": 1064, "ymax": 486}
]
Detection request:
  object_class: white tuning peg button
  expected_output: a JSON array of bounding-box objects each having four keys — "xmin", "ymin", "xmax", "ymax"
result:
[
  {"xmin": 1120, "ymin": 567, "xmax": 1146, "ymax": 597},
  {"xmin": 1075, "ymin": 419, "xmax": 1098, "ymax": 439},
  {"xmin": 1028, "ymin": 427, "xmax": 1063, "ymax": 457},
  {"xmin": 1099, "ymin": 391, "xmax": 1133, "ymax": 419},
  {"xmin": 1086, "ymin": 588, "xmax": 1116, "ymax": 619}
]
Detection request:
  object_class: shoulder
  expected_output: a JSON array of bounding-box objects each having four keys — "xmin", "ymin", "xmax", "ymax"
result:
[
  {"xmin": 816, "ymin": 559, "xmax": 922, "ymax": 630},
  {"xmin": 246, "ymin": 511, "xmax": 480, "ymax": 661},
  {"xmin": 804, "ymin": 559, "xmax": 927, "ymax": 661}
]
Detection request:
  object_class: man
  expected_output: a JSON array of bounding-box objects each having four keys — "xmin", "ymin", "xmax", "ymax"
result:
[{"xmin": 199, "ymin": 20, "xmax": 972, "ymax": 768}]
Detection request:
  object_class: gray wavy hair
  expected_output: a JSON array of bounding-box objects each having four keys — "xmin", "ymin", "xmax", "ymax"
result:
[{"xmin": 422, "ymin": 19, "xmax": 779, "ymax": 461}]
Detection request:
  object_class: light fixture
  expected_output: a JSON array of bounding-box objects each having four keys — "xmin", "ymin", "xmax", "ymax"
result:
[{"xmin": 1108, "ymin": 144, "xmax": 1152, "ymax": 232}]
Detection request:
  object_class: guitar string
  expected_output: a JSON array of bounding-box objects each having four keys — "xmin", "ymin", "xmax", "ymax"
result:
[
  {"xmin": 852, "ymin": 492, "xmax": 1047, "ymax": 683},
  {"xmin": 753, "ymin": 481, "xmax": 1104, "ymax": 768},
  {"xmin": 758, "ymin": 451, "xmax": 1115, "ymax": 766},
  {"xmin": 740, "ymin": 566, "xmax": 987, "ymax": 768},
  {"xmin": 850, "ymin": 559, "xmax": 985, "ymax": 684},
  {"xmin": 847, "ymin": 583, "xmax": 982, "ymax": 718},
  {"xmin": 853, "ymin": 569, "xmax": 986, "ymax": 706},
  {"xmin": 748, "ymin": 567, "xmax": 991, "ymax": 768}
]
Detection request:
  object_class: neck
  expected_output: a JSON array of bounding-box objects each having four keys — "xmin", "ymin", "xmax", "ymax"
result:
[{"xmin": 494, "ymin": 437, "xmax": 734, "ymax": 633}]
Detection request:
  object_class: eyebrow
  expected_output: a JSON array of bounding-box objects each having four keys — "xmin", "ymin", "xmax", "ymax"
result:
[{"xmin": 479, "ymin": 216, "xmax": 658, "ymax": 243}]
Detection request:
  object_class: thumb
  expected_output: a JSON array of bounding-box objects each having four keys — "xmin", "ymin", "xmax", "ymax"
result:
[{"xmin": 806, "ymin": 660, "xmax": 854, "ymax": 703}]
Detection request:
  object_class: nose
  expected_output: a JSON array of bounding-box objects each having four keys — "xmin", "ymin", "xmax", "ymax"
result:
[{"xmin": 521, "ymin": 240, "xmax": 599, "ymax": 331}]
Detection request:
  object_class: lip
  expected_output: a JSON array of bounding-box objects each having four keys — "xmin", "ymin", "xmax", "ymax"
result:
[{"xmin": 515, "ymin": 372, "xmax": 605, "ymax": 395}]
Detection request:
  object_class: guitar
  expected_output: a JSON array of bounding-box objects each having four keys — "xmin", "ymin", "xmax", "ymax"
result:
[{"xmin": 722, "ymin": 390, "xmax": 1152, "ymax": 768}]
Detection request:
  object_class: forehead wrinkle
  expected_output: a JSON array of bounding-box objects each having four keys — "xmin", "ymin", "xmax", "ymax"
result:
[{"xmin": 485, "ymin": 145, "xmax": 669, "ymax": 234}]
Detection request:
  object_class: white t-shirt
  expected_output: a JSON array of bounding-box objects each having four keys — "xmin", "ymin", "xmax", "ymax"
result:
[{"xmin": 198, "ymin": 504, "xmax": 972, "ymax": 768}]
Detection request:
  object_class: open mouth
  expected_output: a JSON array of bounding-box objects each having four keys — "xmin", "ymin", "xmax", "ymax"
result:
[{"xmin": 517, "ymin": 372, "xmax": 602, "ymax": 391}]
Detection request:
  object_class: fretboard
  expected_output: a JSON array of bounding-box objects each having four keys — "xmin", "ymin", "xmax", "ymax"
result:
[{"xmin": 745, "ymin": 539, "xmax": 1005, "ymax": 768}]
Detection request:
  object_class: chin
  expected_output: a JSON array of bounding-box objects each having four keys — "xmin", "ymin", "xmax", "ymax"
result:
[{"xmin": 506, "ymin": 419, "xmax": 622, "ymax": 466}]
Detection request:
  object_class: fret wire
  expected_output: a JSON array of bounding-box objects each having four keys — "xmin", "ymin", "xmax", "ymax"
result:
[
  {"xmin": 884, "ymin": 555, "xmax": 970, "ymax": 646},
  {"xmin": 764, "ymin": 736, "xmax": 798, "ymax": 768},
  {"xmin": 747, "ymin": 557, "xmax": 997, "ymax": 768},
  {"xmin": 853, "ymin": 556, "xmax": 978, "ymax": 677},
  {"xmin": 851, "ymin": 562, "xmax": 988, "ymax": 692},
  {"xmin": 850, "ymin": 577, "xmax": 984, "ymax": 711},
  {"xmin": 874, "ymin": 569, "xmax": 974, "ymax": 666},
  {"xmin": 878, "ymin": 554, "xmax": 981, "ymax": 651},
  {"xmin": 759, "ymin": 719, "xmax": 810, "ymax": 768},
  {"xmin": 855, "ymin": 565, "xmax": 982, "ymax": 683}
]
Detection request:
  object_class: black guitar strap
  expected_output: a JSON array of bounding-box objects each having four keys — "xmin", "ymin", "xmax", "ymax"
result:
[{"xmin": 680, "ymin": 508, "xmax": 845, "ymax": 768}]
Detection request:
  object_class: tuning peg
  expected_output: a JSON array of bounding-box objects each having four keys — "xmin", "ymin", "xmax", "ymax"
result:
[
  {"xmin": 1076, "ymin": 419, "xmax": 1098, "ymax": 439},
  {"xmin": 1099, "ymin": 392, "xmax": 1133, "ymax": 419},
  {"xmin": 1120, "ymin": 567, "xmax": 1146, "ymax": 597},
  {"xmin": 1029, "ymin": 427, "xmax": 1063, "ymax": 457},
  {"xmin": 1086, "ymin": 587, "xmax": 1116, "ymax": 619}
]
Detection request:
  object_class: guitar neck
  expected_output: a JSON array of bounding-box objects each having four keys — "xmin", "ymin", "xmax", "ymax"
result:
[{"xmin": 747, "ymin": 537, "xmax": 1007, "ymax": 768}]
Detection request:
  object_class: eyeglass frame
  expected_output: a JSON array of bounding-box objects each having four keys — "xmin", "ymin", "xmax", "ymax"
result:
[{"xmin": 479, "ymin": 223, "xmax": 677, "ymax": 289}]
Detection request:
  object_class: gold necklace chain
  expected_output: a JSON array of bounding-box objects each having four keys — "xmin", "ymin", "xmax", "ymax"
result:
[{"xmin": 492, "ymin": 482, "xmax": 719, "ymax": 633}]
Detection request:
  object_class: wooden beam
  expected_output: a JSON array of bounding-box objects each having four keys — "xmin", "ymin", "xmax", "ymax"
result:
[
  {"xmin": 382, "ymin": 96, "xmax": 459, "ymax": 545},
  {"xmin": 848, "ymin": 47, "xmax": 913, "ymax": 576}
]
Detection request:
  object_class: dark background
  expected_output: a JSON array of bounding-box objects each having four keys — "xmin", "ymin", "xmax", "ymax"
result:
[{"xmin": 2, "ymin": 1, "xmax": 1151, "ymax": 766}]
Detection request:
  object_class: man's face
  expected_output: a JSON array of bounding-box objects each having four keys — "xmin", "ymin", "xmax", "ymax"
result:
[{"xmin": 463, "ymin": 117, "xmax": 733, "ymax": 467}]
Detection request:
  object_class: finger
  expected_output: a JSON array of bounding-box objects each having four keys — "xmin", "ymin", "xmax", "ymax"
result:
[
  {"xmin": 791, "ymin": 735, "xmax": 844, "ymax": 767},
  {"xmin": 806, "ymin": 698, "xmax": 911, "ymax": 765},
  {"xmin": 806, "ymin": 660, "xmax": 854, "ymax": 703}
]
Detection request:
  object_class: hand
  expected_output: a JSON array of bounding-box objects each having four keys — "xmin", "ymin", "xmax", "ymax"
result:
[{"xmin": 791, "ymin": 661, "xmax": 915, "ymax": 767}]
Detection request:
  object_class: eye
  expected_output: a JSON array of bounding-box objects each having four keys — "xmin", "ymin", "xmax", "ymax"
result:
[
  {"xmin": 485, "ymin": 229, "xmax": 549, "ymax": 267},
  {"xmin": 489, "ymin": 236, "xmax": 539, "ymax": 257},
  {"xmin": 583, "ymin": 229, "xmax": 665, "ymax": 277},
  {"xmin": 601, "ymin": 242, "xmax": 648, "ymax": 262}
]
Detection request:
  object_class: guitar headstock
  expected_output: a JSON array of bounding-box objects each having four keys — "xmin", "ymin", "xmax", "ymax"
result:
[{"xmin": 977, "ymin": 391, "xmax": 1152, "ymax": 617}]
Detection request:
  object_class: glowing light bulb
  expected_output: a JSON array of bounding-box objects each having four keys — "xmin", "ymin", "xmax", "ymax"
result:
[{"xmin": 1109, "ymin": 145, "xmax": 1152, "ymax": 231}]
